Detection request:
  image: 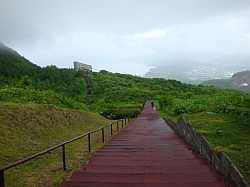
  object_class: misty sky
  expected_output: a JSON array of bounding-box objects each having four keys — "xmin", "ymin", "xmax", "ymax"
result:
[{"xmin": 1, "ymin": 0, "xmax": 250, "ymax": 75}]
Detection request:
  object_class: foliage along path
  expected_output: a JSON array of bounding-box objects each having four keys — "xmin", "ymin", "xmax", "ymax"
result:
[{"xmin": 61, "ymin": 101, "xmax": 230, "ymax": 187}]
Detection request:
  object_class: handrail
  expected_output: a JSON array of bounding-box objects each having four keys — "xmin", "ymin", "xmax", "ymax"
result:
[{"xmin": 0, "ymin": 116, "xmax": 134, "ymax": 187}]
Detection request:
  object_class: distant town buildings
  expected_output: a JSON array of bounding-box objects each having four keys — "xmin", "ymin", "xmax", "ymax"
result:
[{"xmin": 73, "ymin": 61, "xmax": 92, "ymax": 72}]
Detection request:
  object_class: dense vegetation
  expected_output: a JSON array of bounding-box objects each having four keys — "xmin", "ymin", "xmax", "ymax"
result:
[
  {"xmin": 0, "ymin": 44, "xmax": 249, "ymax": 183},
  {"xmin": 1, "ymin": 48, "xmax": 220, "ymax": 118}
]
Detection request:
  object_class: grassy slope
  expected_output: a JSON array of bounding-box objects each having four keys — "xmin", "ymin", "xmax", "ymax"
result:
[
  {"xmin": 0, "ymin": 102, "xmax": 113, "ymax": 187},
  {"xmin": 183, "ymin": 113, "xmax": 250, "ymax": 183},
  {"xmin": 161, "ymin": 110, "xmax": 250, "ymax": 183}
]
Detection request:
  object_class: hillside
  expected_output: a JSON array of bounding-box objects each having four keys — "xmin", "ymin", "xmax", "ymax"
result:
[
  {"xmin": 0, "ymin": 42, "xmax": 215, "ymax": 117},
  {"xmin": 0, "ymin": 42, "xmax": 19, "ymax": 54},
  {"xmin": 0, "ymin": 102, "xmax": 110, "ymax": 164},
  {"xmin": 0, "ymin": 102, "xmax": 111, "ymax": 186},
  {"xmin": 1, "ymin": 42, "xmax": 249, "ymax": 120},
  {"xmin": 202, "ymin": 70, "xmax": 250, "ymax": 93},
  {"xmin": 0, "ymin": 43, "xmax": 89, "ymax": 108},
  {"xmin": 232, "ymin": 70, "xmax": 250, "ymax": 89},
  {"xmin": 0, "ymin": 42, "xmax": 40, "ymax": 81}
]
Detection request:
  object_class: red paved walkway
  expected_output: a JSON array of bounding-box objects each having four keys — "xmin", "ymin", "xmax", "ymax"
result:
[{"xmin": 61, "ymin": 102, "xmax": 229, "ymax": 187}]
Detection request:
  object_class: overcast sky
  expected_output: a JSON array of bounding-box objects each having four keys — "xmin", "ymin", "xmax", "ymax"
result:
[{"xmin": 1, "ymin": 0, "xmax": 250, "ymax": 75}]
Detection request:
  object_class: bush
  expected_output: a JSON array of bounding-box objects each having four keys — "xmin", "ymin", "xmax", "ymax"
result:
[
  {"xmin": 0, "ymin": 86, "xmax": 86, "ymax": 110},
  {"xmin": 100, "ymin": 108, "xmax": 141, "ymax": 119}
]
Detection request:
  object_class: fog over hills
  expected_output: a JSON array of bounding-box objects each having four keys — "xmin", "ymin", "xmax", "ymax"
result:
[
  {"xmin": 0, "ymin": 41, "xmax": 19, "ymax": 55},
  {"xmin": 144, "ymin": 54, "xmax": 250, "ymax": 84}
]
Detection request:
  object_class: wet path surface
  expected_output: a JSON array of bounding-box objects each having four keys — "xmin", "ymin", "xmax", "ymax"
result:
[{"xmin": 61, "ymin": 102, "xmax": 229, "ymax": 187}]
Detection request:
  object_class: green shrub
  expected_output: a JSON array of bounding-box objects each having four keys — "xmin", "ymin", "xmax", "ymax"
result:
[{"xmin": 0, "ymin": 86, "xmax": 86, "ymax": 110}]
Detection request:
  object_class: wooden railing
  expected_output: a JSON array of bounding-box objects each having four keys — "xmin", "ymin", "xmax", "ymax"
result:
[{"xmin": 0, "ymin": 116, "xmax": 133, "ymax": 187}]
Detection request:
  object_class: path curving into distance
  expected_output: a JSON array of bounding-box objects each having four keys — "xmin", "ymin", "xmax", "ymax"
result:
[{"xmin": 61, "ymin": 101, "xmax": 229, "ymax": 187}]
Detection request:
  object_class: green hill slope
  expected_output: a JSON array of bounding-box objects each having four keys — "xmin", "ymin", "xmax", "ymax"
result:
[
  {"xmin": 0, "ymin": 42, "xmax": 40, "ymax": 82},
  {"xmin": 0, "ymin": 43, "xmax": 88, "ymax": 106},
  {"xmin": 0, "ymin": 102, "xmax": 111, "ymax": 186}
]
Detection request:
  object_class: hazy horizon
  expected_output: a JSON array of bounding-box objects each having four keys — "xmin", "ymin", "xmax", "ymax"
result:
[{"xmin": 1, "ymin": 0, "xmax": 250, "ymax": 76}]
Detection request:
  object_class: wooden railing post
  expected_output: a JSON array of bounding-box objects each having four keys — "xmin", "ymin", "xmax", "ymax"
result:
[
  {"xmin": 88, "ymin": 133, "xmax": 91, "ymax": 152},
  {"xmin": 117, "ymin": 121, "xmax": 119, "ymax": 131},
  {"xmin": 0, "ymin": 170, "xmax": 4, "ymax": 187},
  {"xmin": 110, "ymin": 124, "xmax": 113, "ymax": 135},
  {"xmin": 102, "ymin": 128, "xmax": 105, "ymax": 143},
  {"xmin": 62, "ymin": 145, "xmax": 66, "ymax": 171}
]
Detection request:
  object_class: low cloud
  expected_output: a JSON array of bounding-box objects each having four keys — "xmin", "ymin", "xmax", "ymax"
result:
[
  {"xmin": 123, "ymin": 29, "xmax": 166, "ymax": 41},
  {"xmin": 1, "ymin": 0, "xmax": 250, "ymax": 75}
]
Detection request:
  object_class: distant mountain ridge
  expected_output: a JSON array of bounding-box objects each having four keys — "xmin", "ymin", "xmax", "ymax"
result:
[
  {"xmin": 202, "ymin": 70, "xmax": 250, "ymax": 93},
  {"xmin": 144, "ymin": 54, "xmax": 250, "ymax": 84}
]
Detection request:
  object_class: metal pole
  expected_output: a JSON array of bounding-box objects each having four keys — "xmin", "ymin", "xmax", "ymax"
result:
[
  {"xmin": 110, "ymin": 124, "xmax": 113, "ymax": 135},
  {"xmin": 117, "ymin": 121, "xmax": 119, "ymax": 132},
  {"xmin": 0, "ymin": 170, "xmax": 4, "ymax": 187},
  {"xmin": 62, "ymin": 145, "xmax": 66, "ymax": 171},
  {"xmin": 102, "ymin": 128, "xmax": 105, "ymax": 143},
  {"xmin": 88, "ymin": 133, "xmax": 91, "ymax": 152}
]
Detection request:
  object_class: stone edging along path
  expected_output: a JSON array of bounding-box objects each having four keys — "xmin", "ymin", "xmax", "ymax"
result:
[{"xmin": 166, "ymin": 117, "xmax": 249, "ymax": 187}]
